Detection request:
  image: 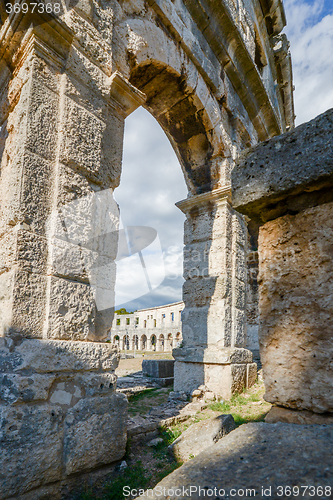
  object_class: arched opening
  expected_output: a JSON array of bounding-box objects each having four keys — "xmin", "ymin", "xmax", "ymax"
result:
[
  {"xmin": 122, "ymin": 335, "xmax": 129, "ymax": 351},
  {"xmin": 114, "ymin": 105, "xmax": 187, "ymax": 312},
  {"xmin": 150, "ymin": 334, "xmax": 157, "ymax": 351},
  {"xmin": 176, "ymin": 332, "xmax": 181, "ymax": 347},
  {"xmin": 140, "ymin": 334, "xmax": 147, "ymax": 350},
  {"xmin": 113, "ymin": 335, "xmax": 120, "ymax": 348},
  {"xmin": 132, "ymin": 335, "xmax": 139, "ymax": 350},
  {"xmin": 167, "ymin": 333, "xmax": 173, "ymax": 351},
  {"xmin": 158, "ymin": 334, "xmax": 165, "ymax": 352}
]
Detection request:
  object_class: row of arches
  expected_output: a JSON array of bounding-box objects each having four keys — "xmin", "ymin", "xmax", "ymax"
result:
[{"xmin": 113, "ymin": 332, "xmax": 182, "ymax": 352}]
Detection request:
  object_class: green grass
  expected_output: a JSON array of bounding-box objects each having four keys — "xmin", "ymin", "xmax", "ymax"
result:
[
  {"xmin": 208, "ymin": 401, "xmax": 231, "ymax": 412},
  {"xmin": 103, "ymin": 463, "xmax": 151, "ymax": 500},
  {"xmin": 81, "ymin": 463, "xmax": 151, "ymax": 500},
  {"xmin": 233, "ymin": 412, "xmax": 266, "ymax": 426},
  {"xmin": 160, "ymin": 426, "xmax": 182, "ymax": 445},
  {"xmin": 128, "ymin": 388, "xmax": 159, "ymax": 402}
]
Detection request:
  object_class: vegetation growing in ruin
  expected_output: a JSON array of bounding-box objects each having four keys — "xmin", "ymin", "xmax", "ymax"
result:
[
  {"xmin": 127, "ymin": 387, "xmax": 172, "ymax": 416},
  {"xmin": 80, "ymin": 425, "xmax": 181, "ymax": 500},
  {"xmin": 81, "ymin": 378, "xmax": 270, "ymax": 500}
]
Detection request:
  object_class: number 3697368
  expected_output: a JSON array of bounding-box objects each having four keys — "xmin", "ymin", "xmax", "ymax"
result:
[{"xmin": 5, "ymin": 2, "xmax": 61, "ymax": 14}]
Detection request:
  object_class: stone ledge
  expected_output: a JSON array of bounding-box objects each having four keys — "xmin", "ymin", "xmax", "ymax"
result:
[
  {"xmin": 232, "ymin": 108, "xmax": 333, "ymax": 223},
  {"xmin": 265, "ymin": 406, "xmax": 333, "ymax": 425},
  {"xmin": 173, "ymin": 346, "xmax": 253, "ymax": 364},
  {"xmin": 0, "ymin": 338, "xmax": 119, "ymax": 374}
]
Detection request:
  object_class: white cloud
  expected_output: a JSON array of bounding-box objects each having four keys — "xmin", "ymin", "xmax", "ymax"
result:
[
  {"xmin": 114, "ymin": 107, "xmax": 187, "ymax": 310},
  {"xmin": 284, "ymin": 0, "xmax": 333, "ymax": 124}
]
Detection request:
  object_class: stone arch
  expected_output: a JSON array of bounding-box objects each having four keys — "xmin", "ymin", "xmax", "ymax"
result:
[
  {"xmin": 113, "ymin": 335, "xmax": 120, "ymax": 348},
  {"xmin": 123, "ymin": 335, "xmax": 130, "ymax": 351},
  {"xmin": 140, "ymin": 334, "xmax": 147, "ymax": 351},
  {"xmin": 150, "ymin": 334, "xmax": 157, "ymax": 352},
  {"xmin": 158, "ymin": 334, "xmax": 165, "ymax": 352},
  {"xmin": 115, "ymin": 17, "xmax": 231, "ymax": 195},
  {"xmin": 167, "ymin": 333, "xmax": 173, "ymax": 351},
  {"xmin": 128, "ymin": 61, "xmax": 228, "ymax": 195},
  {"xmin": 132, "ymin": 335, "xmax": 139, "ymax": 350}
]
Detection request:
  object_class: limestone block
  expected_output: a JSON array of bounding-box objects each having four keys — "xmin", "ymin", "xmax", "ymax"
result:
[
  {"xmin": 173, "ymin": 346, "xmax": 253, "ymax": 364},
  {"xmin": 144, "ymin": 423, "xmax": 333, "ymax": 499},
  {"xmin": 233, "ymin": 243, "xmax": 246, "ymax": 282},
  {"xmin": 232, "ymin": 108, "xmax": 333, "ymax": 223},
  {"xmin": 174, "ymin": 358, "xmax": 249, "ymax": 399},
  {"xmin": 0, "ymin": 373, "xmax": 55, "ymax": 404},
  {"xmin": 173, "ymin": 361, "xmax": 204, "ymax": 394},
  {"xmin": 57, "ymin": 164, "xmax": 100, "ymax": 205},
  {"xmin": 59, "ymin": 96, "xmax": 124, "ymax": 187},
  {"xmin": 246, "ymin": 363, "xmax": 257, "ymax": 388},
  {"xmin": 25, "ymin": 78, "xmax": 59, "ymax": 161},
  {"xmin": 183, "ymin": 241, "xmax": 210, "ymax": 267},
  {"xmin": 232, "ymin": 213, "xmax": 247, "ymax": 247},
  {"xmin": 64, "ymin": 73, "xmax": 111, "ymax": 122},
  {"xmin": 0, "ymin": 270, "xmax": 47, "ymax": 338},
  {"xmin": 30, "ymin": 56, "xmax": 61, "ymax": 94},
  {"xmin": 47, "ymin": 276, "xmax": 97, "ymax": 341},
  {"xmin": 142, "ymin": 359, "xmax": 174, "ymax": 378},
  {"xmin": 265, "ymin": 406, "xmax": 333, "ymax": 425},
  {"xmin": 183, "ymin": 277, "xmax": 219, "ymax": 307},
  {"xmin": 95, "ymin": 308, "xmax": 117, "ymax": 341},
  {"xmin": 0, "ymin": 338, "xmax": 119, "ymax": 374},
  {"xmin": 0, "ymin": 271, "xmax": 14, "ymax": 337},
  {"xmin": 232, "ymin": 307, "xmax": 246, "ymax": 346},
  {"xmin": 184, "ymin": 211, "xmax": 214, "ymax": 244},
  {"xmin": 70, "ymin": 12, "xmax": 112, "ymax": 76},
  {"xmin": 63, "ymin": 393, "xmax": 127, "ymax": 475},
  {"xmin": 74, "ymin": 372, "xmax": 116, "ymax": 397},
  {"xmin": 59, "ymin": 96, "xmax": 105, "ymax": 176},
  {"xmin": 259, "ymin": 202, "xmax": 333, "ymax": 413},
  {"xmin": 0, "ymin": 230, "xmax": 47, "ymax": 275},
  {"xmin": 230, "ymin": 364, "xmax": 247, "ymax": 394},
  {"xmin": 169, "ymin": 414, "xmax": 236, "ymax": 462},
  {"xmin": 53, "ymin": 183, "xmax": 119, "ymax": 256},
  {"xmin": 47, "ymin": 374, "xmax": 115, "ymax": 407},
  {"xmin": 0, "ymin": 150, "xmax": 53, "ymax": 235},
  {"xmin": 66, "ymin": 45, "xmax": 111, "ymax": 97},
  {"xmin": 0, "ymin": 404, "xmax": 64, "ymax": 498},
  {"xmin": 180, "ymin": 305, "xmax": 208, "ymax": 346},
  {"xmin": 48, "ymin": 237, "xmax": 92, "ymax": 282},
  {"xmin": 233, "ymin": 278, "xmax": 246, "ymax": 309}
]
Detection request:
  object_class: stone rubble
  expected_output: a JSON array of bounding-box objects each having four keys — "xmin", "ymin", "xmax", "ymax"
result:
[{"xmin": 169, "ymin": 414, "xmax": 236, "ymax": 462}]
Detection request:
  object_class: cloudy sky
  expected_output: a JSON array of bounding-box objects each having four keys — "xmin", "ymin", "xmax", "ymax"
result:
[{"xmin": 114, "ymin": 0, "xmax": 333, "ymax": 311}]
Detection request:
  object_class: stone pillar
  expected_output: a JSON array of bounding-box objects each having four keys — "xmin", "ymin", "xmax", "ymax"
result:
[
  {"xmin": 0, "ymin": 14, "xmax": 145, "ymax": 499},
  {"xmin": 232, "ymin": 109, "xmax": 333, "ymax": 424},
  {"xmin": 173, "ymin": 186, "xmax": 257, "ymax": 398}
]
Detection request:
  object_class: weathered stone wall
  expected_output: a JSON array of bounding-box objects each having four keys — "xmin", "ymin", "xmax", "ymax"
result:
[
  {"xmin": 0, "ymin": 338, "xmax": 127, "ymax": 499},
  {"xmin": 258, "ymin": 202, "xmax": 333, "ymax": 414},
  {"xmin": 232, "ymin": 108, "xmax": 333, "ymax": 422},
  {"xmin": 0, "ymin": 0, "xmax": 293, "ymax": 495}
]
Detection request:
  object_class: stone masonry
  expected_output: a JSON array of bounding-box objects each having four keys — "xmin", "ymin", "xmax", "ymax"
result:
[
  {"xmin": 232, "ymin": 108, "xmax": 333, "ymax": 422},
  {"xmin": 0, "ymin": 0, "xmax": 293, "ymax": 496}
]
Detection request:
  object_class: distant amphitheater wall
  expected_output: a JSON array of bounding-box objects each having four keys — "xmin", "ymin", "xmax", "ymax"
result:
[{"xmin": 110, "ymin": 301, "xmax": 184, "ymax": 352}]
